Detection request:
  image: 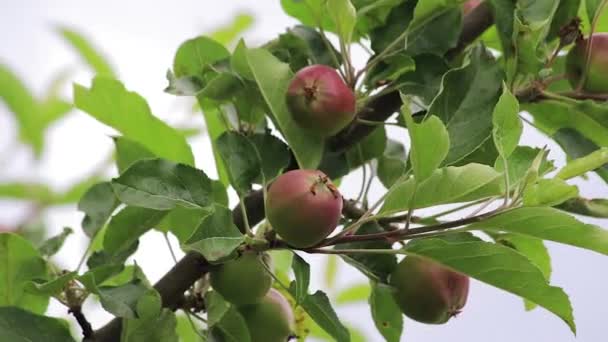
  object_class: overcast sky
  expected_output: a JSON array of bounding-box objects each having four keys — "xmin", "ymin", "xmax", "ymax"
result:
[{"xmin": 1, "ymin": 1, "xmax": 607, "ymax": 341}]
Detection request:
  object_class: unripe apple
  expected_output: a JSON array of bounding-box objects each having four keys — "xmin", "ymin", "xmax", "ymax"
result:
[
  {"xmin": 286, "ymin": 64, "xmax": 356, "ymax": 137},
  {"xmin": 463, "ymin": 0, "xmax": 482, "ymax": 15},
  {"xmin": 389, "ymin": 256, "xmax": 469, "ymax": 324},
  {"xmin": 238, "ymin": 289, "xmax": 295, "ymax": 342},
  {"xmin": 266, "ymin": 169, "xmax": 342, "ymax": 248},
  {"xmin": 209, "ymin": 252, "xmax": 272, "ymax": 305},
  {"xmin": 566, "ymin": 33, "xmax": 608, "ymax": 93}
]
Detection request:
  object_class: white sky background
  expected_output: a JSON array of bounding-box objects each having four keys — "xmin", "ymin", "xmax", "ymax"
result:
[{"xmin": 0, "ymin": 1, "xmax": 607, "ymax": 341}]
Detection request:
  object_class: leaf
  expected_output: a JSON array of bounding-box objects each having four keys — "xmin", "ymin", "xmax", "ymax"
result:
[
  {"xmin": 428, "ymin": 45, "xmax": 504, "ymax": 164},
  {"xmin": 269, "ymin": 25, "xmax": 341, "ymax": 71},
  {"xmin": 39, "ymin": 227, "xmax": 73, "ymax": 257},
  {"xmin": 212, "ymin": 306, "xmax": 251, "ymax": 342},
  {"xmin": 216, "ymin": 132, "xmax": 261, "ymax": 195},
  {"xmin": 245, "ymin": 48, "xmax": 324, "ymax": 169},
  {"xmin": 556, "ymin": 147, "xmax": 608, "ymax": 180},
  {"xmin": 0, "ymin": 233, "xmax": 49, "ymax": 314},
  {"xmin": 0, "ymin": 64, "xmax": 42, "ymax": 153},
  {"xmin": 97, "ymin": 279, "xmax": 151, "ymax": 318},
  {"xmin": 184, "ymin": 205, "xmax": 245, "ymax": 262},
  {"xmin": 405, "ymin": 5, "xmax": 462, "ymax": 56},
  {"xmin": 248, "ymin": 133, "xmax": 291, "ymax": 182},
  {"xmin": 335, "ymin": 283, "xmax": 371, "ymax": 304},
  {"xmin": 369, "ymin": 283, "xmax": 402, "ymax": 342},
  {"xmin": 206, "ymin": 291, "xmax": 231, "ymax": 327},
  {"xmin": 377, "ymin": 139, "xmax": 407, "ymax": 189},
  {"xmin": 327, "ymin": 0, "xmax": 357, "ymax": 44},
  {"xmin": 403, "ymin": 111, "xmax": 449, "ymax": 183},
  {"xmin": 335, "ymin": 222, "xmax": 397, "ymax": 283},
  {"xmin": 103, "ymin": 207, "xmax": 168, "ymax": 256},
  {"xmin": 402, "ymin": 238, "xmax": 575, "ymax": 333},
  {"xmin": 112, "ymin": 158, "xmax": 217, "ymax": 211},
  {"xmin": 0, "ymin": 306, "xmax": 75, "ymax": 342},
  {"xmin": 494, "ymin": 146, "xmax": 555, "ymax": 186},
  {"xmin": 158, "ymin": 207, "xmax": 211, "ymax": 244},
  {"xmin": 113, "ymin": 136, "xmax": 156, "ymax": 173},
  {"xmin": 210, "ymin": 13, "xmax": 255, "ymax": 46},
  {"xmin": 367, "ymin": 53, "xmax": 415, "ymax": 85},
  {"xmin": 292, "ymin": 253, "xmax": 310, "ymax": 304},
  {"xmin": 586, "ymin": 0, "xmax": 605, "ymax": 26},
  {"xmin": 470, "ymin": 207, "xmax": 608, "ymax": 257},
  {"xmin": 556, "ymin": 197, "xmax": 608, "ymax": 218},
  {"xmin": 0, "ymin": 182, "xmax": 54, "ymax": 202},
  {"xmin": 346, "ymin": 126, "xmax": 387, "ymax": 169},
  {"xmin": 553, "ymin": 128, "xmax": 608, "ymax": 182},
  {"xmin": 24, "ymin": 271, "xmax": 77, "ymax": 297},
  {"xmin": 121, "ymin": 309, "xmax": 179, "ymax": 342},
  {"xmin": 58, "ymin": 26, "xmax": 115, "ymax": 77},
  {"xmin": 523, "ymin": 178, "xmax": 579, "ymax": 207},
  {"xmin": 493, "ymin": 233, "xmax": 552, "ymax": 311},
  {"xmin": 198, "ymin": 98, "xmax": 230, "ymax": 186},
  {"xmin": 492, "ymin": 85, "xmax": 522, "ymax": 159},
  {"xmin": 290, "ymin": 284, "xmax": 350, "ymax": 342},
  {"xmin": 172, "ymin": 36, "xmax": 230, "ymax": 78},
  {"xmin": 380, "ymin": 163, "xmax": 503, "ymax": 214},
  {"xmin": 73, "ymin": 77, "xmax": 194, "ymax": 165},
  {"xmin": 78, "ymin": 182, "xmax": 119, "ymax": 238}
]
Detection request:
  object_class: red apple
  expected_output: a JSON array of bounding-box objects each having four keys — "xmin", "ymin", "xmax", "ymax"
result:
[
  {"xmin": 265, "ymin": 169, "xmax": 342, "ymax": 248},
  {"xmin": 390, "ymin": 256, "xmax": 469, "ymax": 324},
  {"xmin": 286, "ymin": 65, "xmax": 356, "ymax": 137},
  {"xmin": 566, "ymin": 33, "xmax": 608, "ymax": 93}
]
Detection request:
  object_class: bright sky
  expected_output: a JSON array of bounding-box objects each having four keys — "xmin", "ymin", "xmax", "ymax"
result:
[{"xmin": 1, "ymin": 1, "xmax": 607, "ymax": 341}]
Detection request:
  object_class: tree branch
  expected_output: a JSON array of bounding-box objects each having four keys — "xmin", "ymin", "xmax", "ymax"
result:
[
  {"xmin": 69, "ymin": 306, "xmax": 94, "ymax": 340},
  {"xmin": 91, "ymin": 5, "xmax": 496, "ymax": 340}
]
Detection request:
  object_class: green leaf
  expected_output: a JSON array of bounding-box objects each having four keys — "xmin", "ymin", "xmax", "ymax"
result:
[
  {"xmin": 25, "ymin": 271, "xmax": 77, "ymax": 297},
  {"xmin": 245, "ymin": 48, "xmax": 324, "ymax": 169},
  {"xmin": 335, "ymin": 283, "xmax": 371, "ymax": 304},
  {"xmin": 367, "ymin": 53, "xmax": 415, "ymax": 85},
  {"xmin": 403, "ymin": 111, "xmax": 449, "ymax": 183},
  {"xmin": 39, "ymin": 227, "xmax": 73, "ymax": 257},
  {"xmin": 58, "ymin": 26, "xmax": 115, "ymax": 77},
  {"xmin": 103, "ymin": 207, "xmax": 168, "ymax": 256},
  {"xmin": 0, "ymin": 233, "xmax": 49, "ymax": 314},
  {"xmin": 494, "ymin": 146, "xmax": 555, "ymax": 186},
  {"xmin": 172, "ymin": 36, "xmax": 230, "ymax": 78},
  {"xmin": 346, "ymin": 126, "xmax": 387, "ymax": 169},
  {"xmin": 198, "ymin": 98, "xmax": 230, "ymax": 186},
  {"xmin": 470, "ymin": 207, "xmax": 608, "ymax": 257},
  {"xmin": 281, "ymin": 0, "xmax": 336, "ymax": 34},
  {"xmin": 269, "ymin": 25, "xmax": 341, "ymax": 71},
  {"xmin": 0, "ymin": 306, "xmax": 75, "ymax": 342},
  {"xmin": 175, "ymin": 313, "xmax": 203, "ymax": 342},
  {"xmin": 78, "ymin": 182, "xmax": 119, "ymax": 238},
  {"xmin": 327, "ymin": 0, "xmax": 357, "ymax": 44},
  {"xmin": 586, "ymin": 0, "xmax": 605, "ymax": 26},
  {"xmin": 210, "ymin": 13, "xmax": 255, "ymax": 46},
  {"xmin": 402, "ymin": 238, "xmax": 575, "ymax": 333},
  {"xmin": 98, "ymin": 280, "xmax": 151, "ymax": 318},
  {"xmin": 0, "ymin": 182, "xmax": 54, "ymax": 203},
  {"xmin": 369, "ymin": 283, "xmax": 402, "ymax": 342},
  {"xmin": 556, "ymin": 147, "xmax": 608, "ymax": 180},
  {"xmin": 492, "ymin": 85, "xmax": 522, "ymax": 159},
  {"xmin": 292, "ymin": 253, "xmax": 310, "ymax": 304},
  {"xmin": 121, "ymin": 309, "xmax": 179, "ymax": 342},
  {"xmin": 405, "ymin": 5, "xmax": 462, "ymax": 56},
  {"xmin": 290, "ymin": 284, "xmax": 350, "ymax": 342},
  {"xmin": 248, "ymin": 133, "xmax": 291, "ymax": 182},
  {"xmin": 556, "ymin": 197, "xmax": 608, "ymax": 218},
  {"xmin": 335, "ymin": 222, "xmax": 397, "ymax": 283},
  {"xmin": 0, "ymin": 65, "xmax": 42, "ymax": 153},
  {"xmin": 377, "ymin": 139, "xmax": 407, "ymax": 189},
  {"xmin": 206, "ymin": 291, "xmax": 231, "ymax": 327},
  {"xmin": 380, "ymin": 164, "xmax": 503, "ymax": 215},
  {"xmin": 184, "ymin": 205, "xmax": 245, "ymax": 262},
  {"xmin": 158, "ymin": 207, "xmax": 211, "ymax": 244},
  {"xmin": 493, "ymin": 233, "xmax": 552, "ymax": 311},
  {"xmin": 523, "ymin": 178, "xmax": 579, "ymax": 207},
  {"xmin": 428, "ymin": 45, "xmax": 504, "ymax": 164},
  {"xmin": 553, "ymin": 128, "xmax": 608, "ymax": 182},
  {"xmin": 213, "ymin": 306, "xmax": 251, "ymax": 342},
  {"xmin": 112, "ymin": 158, "xmax": 217, "ymax": 211},
  {"xmin": 216, "ymin": 132, "xmax": 261, "ymax": 195},
  {"xmin": 136, "ymin": 289, "xmax": 162, "ymax": 319},
  {"xmin": 113, "ymin": 136, "xmax": 156, "ymax": 173},
  {"xmin": 74, "ymin": 77, "xmax": 194, "ymax": 165}
]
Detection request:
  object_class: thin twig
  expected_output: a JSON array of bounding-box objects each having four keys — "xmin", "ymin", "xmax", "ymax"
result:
[{"xmin": 164, "ymin": 233, "xmax": 179, "ymax": 264}]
